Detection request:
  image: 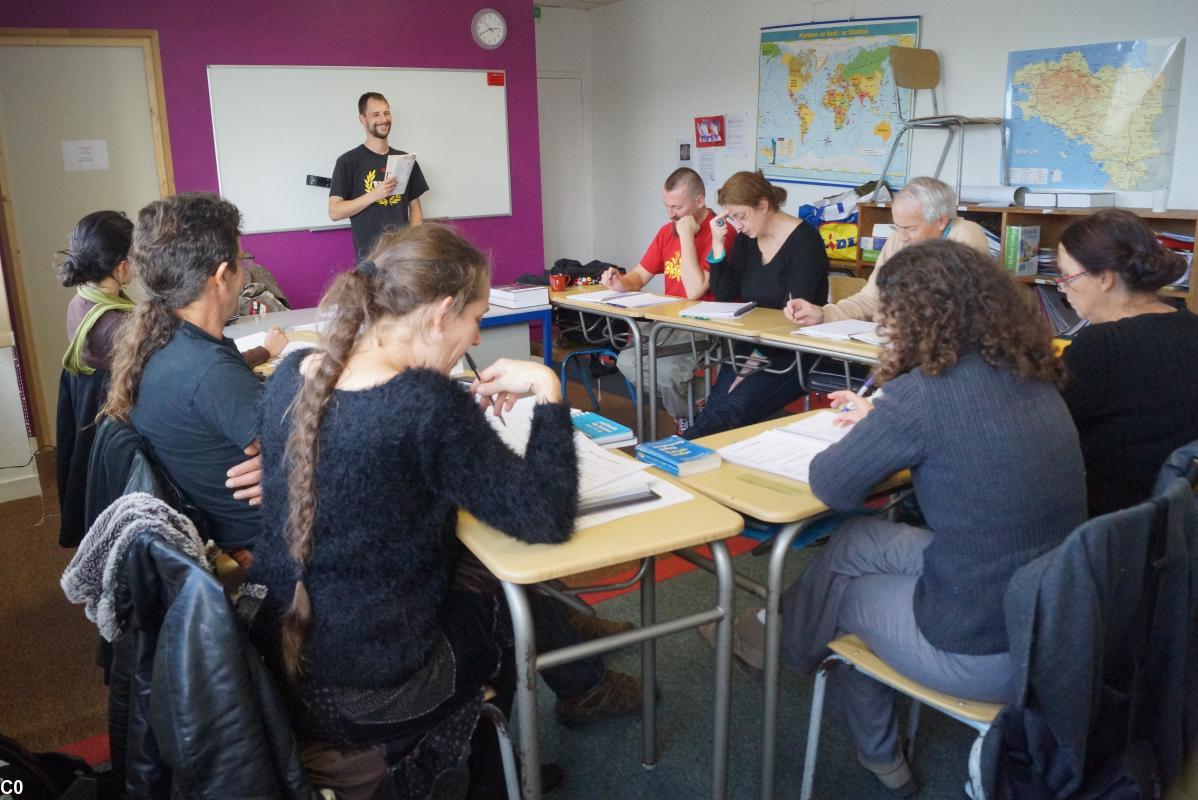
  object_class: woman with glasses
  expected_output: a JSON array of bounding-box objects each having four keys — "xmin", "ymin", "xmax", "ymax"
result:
[
  {"xmin": 1056, "ymin": 209, "xmax": 1198, "ymax": 516},
  {"xmin": 682, "ymin": 170, "xmax": 829, "ymax": 439}
]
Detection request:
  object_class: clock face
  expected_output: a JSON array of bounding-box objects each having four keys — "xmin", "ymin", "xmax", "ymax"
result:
[{"xmin": 472, "ymin": 8, "xmax": 507, "ymax": 50}]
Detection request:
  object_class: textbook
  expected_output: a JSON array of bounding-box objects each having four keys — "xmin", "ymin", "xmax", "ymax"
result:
[
  {"xmin": 488, "ymin": 283, "xmax": 550, "ymax": 308},
  {"xmin": 571, "ymin": 410, "xmax": 636, "ymax": 448},
  {"xmin": 793, "ymin": 319, "xmax": 883, "ymax": 344},
  {"xmin": 1023, "ymin": 190, "xmax": 1115, "ymax": 208},
  {"xmin": 717, "ymin": 412, "xmax": 851, "ymax": 484},
  {"xmin": 635, "ymin": 435, "xmax": 721, "ymax": 476},
  {"xmin": 679, "ymin": 300, "xmax": 757, "ymax": 319},
  {"xmin": 1003, "ymin": 225, "xmax": 1040, "ymax": 277}
]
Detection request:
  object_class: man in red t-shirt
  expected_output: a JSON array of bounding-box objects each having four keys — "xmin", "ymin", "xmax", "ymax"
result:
[{"xmin": 602, "ymin": 168, "xmax": 736, "ymax": 434}]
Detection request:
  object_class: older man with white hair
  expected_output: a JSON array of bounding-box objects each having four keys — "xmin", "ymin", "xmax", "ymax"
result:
[{"xmin": 785, "ymin": 176, "xmax": 991, "ymax": 325}]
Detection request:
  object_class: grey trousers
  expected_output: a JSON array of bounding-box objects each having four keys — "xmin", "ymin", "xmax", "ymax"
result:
[
  {"xmin": 781, "ymin": 516, "xmax": 1013, "ymax": 763},
  {"xmin": 616, "ymin": 325, "xmax": 704, "ymax": 420}
]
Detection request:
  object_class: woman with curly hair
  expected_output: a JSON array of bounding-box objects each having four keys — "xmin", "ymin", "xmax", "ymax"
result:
[
  {"xmin": 1055, "ymin": 209, "xmax": 1198, "ymax": 516},
  {"xmin": 759, "ymin": 240, "xmax": 1085, "ymax": 795}
]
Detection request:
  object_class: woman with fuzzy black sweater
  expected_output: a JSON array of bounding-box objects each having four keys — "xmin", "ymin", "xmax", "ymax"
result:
[{"xmin": 249, "ymin": 224, "xmax": 578, "ymax": 798}]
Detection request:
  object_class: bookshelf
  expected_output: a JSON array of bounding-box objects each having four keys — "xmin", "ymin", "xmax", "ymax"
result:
[{"xmin": 852, "ymin": 203, "xmax": 1197, "ymax": 313}]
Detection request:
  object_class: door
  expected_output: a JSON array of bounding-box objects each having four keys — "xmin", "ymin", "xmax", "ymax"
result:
[
  {"xmin": 537, "ymin": 75, "xmax": 592, "ymax": 270},
  {"xmin": 0, "ymin": 30, "xmax": 172, "ymax": 445}
]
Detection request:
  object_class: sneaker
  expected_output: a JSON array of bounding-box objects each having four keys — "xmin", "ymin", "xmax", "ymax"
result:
[
  {"xmin": 697, "ymin": 607, "xmax": 767, "ymax": 680},
  {"xmin": 554, "ymin": 670, "xmax": 641, "ymax": 727},
  {"xmin": 857, "ymin": 751, "xmax": 918, "ymax": 798},
  {"xmin": 674, "ymin": 416, "xmax": 691, "ymax": 436},
  {"xmin": 565, "ymin": 607, "xmax": 634, "ymax": 641}
]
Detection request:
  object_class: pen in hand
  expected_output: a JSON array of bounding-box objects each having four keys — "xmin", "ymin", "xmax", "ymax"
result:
[
  {"xmin": 838, "ymin": 373, "xmax": 878, "ymax": 413},
  {"xmin": 464, "ymin": 351, "xmax": 506, "ymax": 427}
]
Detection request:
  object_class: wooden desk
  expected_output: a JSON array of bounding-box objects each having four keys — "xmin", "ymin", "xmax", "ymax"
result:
[
  {"xmin": 681, "ymin": 412, "xmax": 908, "ymax": 800},
  {"xmin": 551, "ymin": 287, "xmax": 688, "ymax": 441},
  {"xmin": 458, "ymin": 469, "xmax": 744, "ymax": 799}
]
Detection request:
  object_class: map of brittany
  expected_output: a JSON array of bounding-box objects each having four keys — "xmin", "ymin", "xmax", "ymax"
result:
[{"xmin": 1005, "ymin": 40, "xmax": 1182, "ymax": 191}]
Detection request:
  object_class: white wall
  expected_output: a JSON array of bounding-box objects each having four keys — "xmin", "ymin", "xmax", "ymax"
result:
[{"xmin": 552, "ymin": 0, "xmax": 1198, "ymax": 268}]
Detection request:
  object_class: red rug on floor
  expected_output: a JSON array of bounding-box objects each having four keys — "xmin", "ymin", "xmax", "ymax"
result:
[{"xmin": 58, "ymin": 732, "xmax": 109, "ymax": 767}]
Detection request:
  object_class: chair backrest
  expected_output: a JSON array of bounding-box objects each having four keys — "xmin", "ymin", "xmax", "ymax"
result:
[
  {"xmin": 829, "ymin": 275, "xmax": 867, "ymax": 303},
  {"xmin": 890, "ymin": 47, "xmax": 940, "ymax": 90},
  {"xmin": 1152, "ymin": 438, "xmax": 1198, "ymax": 496}
]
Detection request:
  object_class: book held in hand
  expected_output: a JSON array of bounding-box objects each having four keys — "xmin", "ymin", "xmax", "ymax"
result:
[
  {"xmin": 488, "ymin": 283, "xmax": 550, "ymax": 308},
  {"xmin": 571, "ymin": 410, "xmax": 635, "ymax": 448},
  {"xmin": 635, "ymin": 435, "xmax": 722, "ymax": 476},
  {"xmin": 383, "ymin": 153, "xmax": 417, "ymax": 197}
]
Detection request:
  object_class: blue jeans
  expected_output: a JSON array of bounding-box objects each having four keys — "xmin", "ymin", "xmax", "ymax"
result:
[{"xmin": 682, "ymin": 346, "xmax": 804, "ymax": 440}]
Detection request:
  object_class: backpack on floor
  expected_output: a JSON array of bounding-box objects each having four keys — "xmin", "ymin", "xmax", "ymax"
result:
[{"xmin": 0, "ymin": 734, "xmax": 101, "ymax": 800}]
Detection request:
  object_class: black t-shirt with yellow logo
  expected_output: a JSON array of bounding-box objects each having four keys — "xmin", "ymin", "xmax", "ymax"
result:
[{"xmin": 330, "ymin": 144, "xmax": 430, "ymax": 258}]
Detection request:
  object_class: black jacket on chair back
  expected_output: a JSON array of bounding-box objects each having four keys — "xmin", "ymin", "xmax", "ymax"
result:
[{"xmin": 107, "ymin": 530, "xmax": 312, "ymax": 799}]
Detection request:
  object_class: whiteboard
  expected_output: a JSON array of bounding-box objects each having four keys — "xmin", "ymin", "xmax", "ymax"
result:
[{"xmin": 207, "ymin": 65, "xmax": 512, "ymax": 234}]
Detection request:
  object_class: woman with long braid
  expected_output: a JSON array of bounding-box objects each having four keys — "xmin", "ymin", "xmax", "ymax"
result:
[{"xmin": 247, "ymin": 224, "xmax": 579, "ymax": 798}]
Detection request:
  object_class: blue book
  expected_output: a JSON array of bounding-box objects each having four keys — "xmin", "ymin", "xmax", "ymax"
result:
[
  {"xmin": 634, "ymin": 435, "xmax": 721, "ymax": 477},
  {"xmin": 570, "ymin": 411, "xmax": 635, "ymax": 446}
]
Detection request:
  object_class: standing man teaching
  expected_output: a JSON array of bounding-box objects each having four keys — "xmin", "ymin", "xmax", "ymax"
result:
[{"xmin": 329, "ymin": 92, "xmax": 430, "ymax": 258}]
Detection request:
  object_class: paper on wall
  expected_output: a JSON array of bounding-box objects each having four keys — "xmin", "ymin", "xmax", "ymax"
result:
[
  {"xmin": 62, "ymin": 140, "xmax": 109, "ymax": 172},
  {"xmin": 724, "ymin": 112, "xmax": 748, "ymax": 158}
]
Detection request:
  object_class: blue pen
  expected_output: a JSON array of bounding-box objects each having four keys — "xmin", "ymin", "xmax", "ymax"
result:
[{"xmin": 839, "ymin": 373, "xmax": 878, "ymax": 413}]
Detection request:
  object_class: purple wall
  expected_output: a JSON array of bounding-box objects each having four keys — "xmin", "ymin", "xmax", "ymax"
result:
[{"xmin": 0, "ymin": 0, "xmax": 544, "ymax": 307}]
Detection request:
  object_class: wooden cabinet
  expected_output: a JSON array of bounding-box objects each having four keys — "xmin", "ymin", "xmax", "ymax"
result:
[{"xmin": 849, "ymin": 203, "xmax": 1197, "ymax": 312}]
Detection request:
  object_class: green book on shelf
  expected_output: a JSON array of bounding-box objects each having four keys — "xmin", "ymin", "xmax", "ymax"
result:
[{"xmin": 1004, "ymin": 225, "xmax": 1040, "ymax": 277}]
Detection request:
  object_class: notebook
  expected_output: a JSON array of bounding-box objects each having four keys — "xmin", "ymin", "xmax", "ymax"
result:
[
  {"xmin": 679, "ymin": 301, "xmax": 757, "ymax": 319},
  {"xmin": 716, "ymin": 412, "xmax": 851, "ymax": 484},
  {"xmin": 793, "ymin": 319, "xmax": 883, "ymax": 344}
]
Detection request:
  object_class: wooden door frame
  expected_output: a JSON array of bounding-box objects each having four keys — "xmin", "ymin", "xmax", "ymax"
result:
[{"xmin": 0, "ymin": 27, "xmax": 175, "ymax": 445}]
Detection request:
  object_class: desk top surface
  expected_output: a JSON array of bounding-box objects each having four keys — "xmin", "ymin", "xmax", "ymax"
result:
[
  {"xmin": 756, "ymin": 317, "xmax": 882, "ymax": 361},
  {"xmin": 681, "ymin": 410, "xmax": 907, "ymax": 524},
  {"xmin": 457, "ymin": 465, "xmax": 744, "ymax": 584}
]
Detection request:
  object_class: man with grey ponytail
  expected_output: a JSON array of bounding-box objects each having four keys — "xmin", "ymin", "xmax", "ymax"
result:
[
  {"xmin": 785, "ymin": 176, "xmax": 991, "ymax": 326},
  {"xmin": 103, "ymin": 192, "xmax": 266, "ymax": 551}
]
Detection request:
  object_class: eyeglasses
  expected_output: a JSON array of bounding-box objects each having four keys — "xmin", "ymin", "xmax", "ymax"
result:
[{"xmin": 1053, "ymin": 271, "xmax": 1088, "ymax": 290}]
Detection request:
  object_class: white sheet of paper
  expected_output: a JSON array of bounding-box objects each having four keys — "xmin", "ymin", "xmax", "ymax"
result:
[
  {"xmin": 793, "ymin": 319, "xmax": 879, "ymax": 341},
  {"xmin": 234, "ymin": 332, "xmax": 268, "ymax": 352},
  {"xmin": 718, "ymin": 430, "xmax": 830, "ymax": 484},
  {"xmin": 569, "ymin": 289, "xmax": 631, "ymax": 304},
  {"xmin": 779, "ymin": 412, "xmax": 850, "ymax": 445},
  {"xmin": 698, "ymin": 151, "xmax": 717, "ymax": 188},
  {"xmin": 606, "ymin": 293, "xmax": 677, "ymax": 308},
  {"xmin": 575, "ymin": 476, "xmax": 692, "ymax": 531},
  {"xmin": 724, "ymin": 112, "xmax": 748, "ymax": 158},
  {"xmin": 62, "ymin": 139, "xmax": 109, "ymax": 172},
  {"xmin": 384, "ymin": 153, "xmax": 417, "ymax": 196},
  {"xmin": 278, "ymin": 341, "xmax": 317, "ymax": 357}
]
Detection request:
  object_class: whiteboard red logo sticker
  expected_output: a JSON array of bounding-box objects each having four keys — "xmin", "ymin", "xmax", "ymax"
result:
[{"xmin": 487, "ymin": 71, "xmax": 505, "ymax": 86}]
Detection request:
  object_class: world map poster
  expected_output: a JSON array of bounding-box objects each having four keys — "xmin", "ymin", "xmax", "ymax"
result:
[
  {"xmin": 756, "ymin": 17, "xmax": 920, "ymax": 187},
  {"xmin": 1005, "ymin": 39, "xmax": 1184, "ymax": 191}
]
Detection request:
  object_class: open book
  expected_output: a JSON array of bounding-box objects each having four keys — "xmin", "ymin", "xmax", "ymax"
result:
[
  {"xmin": 483, "ymin": 396, "xmax": 693, "ymax": 526},
  {"xmin": 384, "ymin": 153, "xmax": 417, "ymax": 197},
  {"xmin": 570, "ymin": 290, "xmax": 677, "ymax": 309},
  {"xmin": 793, "ymin": 319, "xmax": 885, "ymax": 346},
  {"xmin": 716, "ymin": 412, "xmax": 849, "ymax": 484}
]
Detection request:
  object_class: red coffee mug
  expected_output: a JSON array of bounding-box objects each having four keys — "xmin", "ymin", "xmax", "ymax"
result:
[{"xmin": 549, "ymin": 274, "xmax": 569, "ymax": 292}]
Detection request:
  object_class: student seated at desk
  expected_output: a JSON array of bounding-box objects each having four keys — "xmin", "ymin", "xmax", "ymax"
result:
[
  {"xmin": 1055, "ymin": 209, "xmax": 1198, "ymax": 517},
  {"xmin": 247, "ymin": 225, "xmax": 630, "ymax": 797},
  {"xmin": 102, "ymin": 193, "xmax": 276, "ymax": 552},
  {"xmin": 681, "ymin": 171, "xmax": 829, "ymax": 439},
  {"xmin": 748, "ymin": 241, "xmax": 1085, "ymax": 795},
  {"xmin": 601, "ymin": 167, "xmax": 736, "ymax": 435},
  {"xmin": 784, "ymin": 177, "xmax": 990, "ymax": 326}
]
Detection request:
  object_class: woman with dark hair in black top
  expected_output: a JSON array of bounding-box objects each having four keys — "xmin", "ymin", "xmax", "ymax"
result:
[{"xmin": 1056, "ymin": 209, "xmax": 1198, "ymax": 516}]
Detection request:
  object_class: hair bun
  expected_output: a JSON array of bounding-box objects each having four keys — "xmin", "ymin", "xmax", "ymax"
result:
[
  {"xmin": 1127, "ymin": 246, "xmax": 1187, "ymax": 291},
  {"xmin": 355, "ymin": 259, "xmax": 378, "ymax": 278}
]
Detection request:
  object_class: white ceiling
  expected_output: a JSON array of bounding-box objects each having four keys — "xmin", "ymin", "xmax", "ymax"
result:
[{"xmin": 537, "ymin": 0, "xmax": 623, "ymax": 10}]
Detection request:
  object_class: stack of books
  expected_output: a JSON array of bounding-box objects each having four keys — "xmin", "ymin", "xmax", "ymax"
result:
[
  {"xmin": 635, "ymin": 436, "xmax": 721, "ymax": 476},
  {"xmin": 1022, "ymin": 190, "xmax": 1115, "ymax": 208},
  {"xmin": 489, "ymin": 283, "xmax": 550, "ymax": 309},
  {"xmin": 1034, "ymin": 285, "xmax": 1087, "ymax": 336}
]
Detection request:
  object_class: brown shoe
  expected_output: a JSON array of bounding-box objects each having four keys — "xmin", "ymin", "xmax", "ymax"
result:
[
  {"xmin": 554, "ymin": 670, "xmax": 641, "ymax": 727},
  {"xmin": 857, "ymin": 751, "xmax": 919, "ymax": 798},
  {"xmin": 565, "ymin": 607, "xmax": 635, "ymax": 641},
  {"xmin": 697, "ymin": 607, "xmax": 767, "ymax": 680}
]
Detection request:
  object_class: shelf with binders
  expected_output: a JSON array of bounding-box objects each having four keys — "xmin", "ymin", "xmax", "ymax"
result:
[{"xmin": 854, "ymin": 203, "xmax": 1197, "ymax": 313}]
